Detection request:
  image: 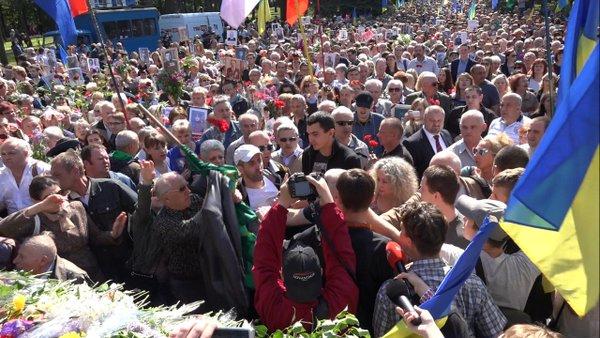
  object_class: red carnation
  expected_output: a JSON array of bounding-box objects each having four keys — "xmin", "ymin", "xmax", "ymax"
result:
[
  {"xmin": 368, "ymin": 140, "xmax": 379, "ymax": 148},
  {"xmin": 244, "ymin": 81, "xmax": 253, "ymax": 87},
  {"xmin": 274, "ymin": 99, "xmax": 286, "ymax": 109},
  {"xmin": 427, "ymin": 97, "xmax": 441, "ymax": 106},
  {"xmin": 363, "ymin": 134, "xmax": 373, "ymax": 142},
  {"xmin": 207, "ymin": 117, "xmax": 230, "ymax": 133}
]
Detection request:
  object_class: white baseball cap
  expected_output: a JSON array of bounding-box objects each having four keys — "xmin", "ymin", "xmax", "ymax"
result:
[{"xmin": 234, "ymin": 144, "xmax": 261, "ymax": 165}]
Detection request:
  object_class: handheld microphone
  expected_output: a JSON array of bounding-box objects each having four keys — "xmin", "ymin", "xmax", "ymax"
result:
[
  {"xmin": 385, "ymin": 241, "xmax": 407, "ymax": 274},
  {"xmin": 386, "ymin": 279, "xmax": 422, "ymax": 326}
]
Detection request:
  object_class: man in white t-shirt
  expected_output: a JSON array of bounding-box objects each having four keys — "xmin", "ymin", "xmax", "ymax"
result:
[{"xmin": 234, "ymin": 144, "xmax": 279, "ymax": 213}]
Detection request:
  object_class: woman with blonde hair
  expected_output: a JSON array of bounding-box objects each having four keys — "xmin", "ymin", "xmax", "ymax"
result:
[
  {"xmin": 492, "ymin": 74, "xmax": 511, "ymax": 99},
  {"xmin": 370, "ymin": 157, "xmax": 419, "ymax": 214},
  {"xmin": 470, "ymin": 133, "xmax": 513, "ymax": 183},
  {"xmin": 452, "ymin": 73, "xmax": 475, "ymax": 106}
]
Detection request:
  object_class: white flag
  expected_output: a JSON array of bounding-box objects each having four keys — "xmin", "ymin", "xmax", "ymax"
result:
[{"xmin": 220, "ymin": 0, "xmax": 261, "ymax": 29}]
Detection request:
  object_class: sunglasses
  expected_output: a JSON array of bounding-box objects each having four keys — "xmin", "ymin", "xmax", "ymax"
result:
[
  {"xmin": 431, "ymin": 82, "xmax": 439, "ymax": 87},
  {"xmin": 335, "ymin": 120, "xmax": 354, "ymax": 127},
  {"xmin": 279, "ymin": 137, "xmax": 298, "ymax": 143},
  {"xmin": 473, "ymin": 147, "xmax": 491, "ymax": 156},
  {"xmin": 388, "ymin": 87, "xmax": 402, "ymax": 92},
  {"xmin": 258, "ymin": 144, "xmax": 274, "ymax": 151}
]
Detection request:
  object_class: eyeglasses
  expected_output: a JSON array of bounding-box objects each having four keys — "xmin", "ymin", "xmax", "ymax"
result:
[
  {"xmin": 279, "ymin": 137, "xmax": 298, "ymax": 143},
  {"xmin": 335, "ymin": 120, "xmax": 354, "ymax": 127},
  {"xmin": 431, "ymin": 82, "xmax": 439, "ymax": 87},
  {"xmin": 388, "ymin": 87, "xmax": 402, "ymax": 92},
  {"xmin": 473, "ymin": 147, "xmax": 491, "ymax": 156},
  {"xmin": 258, "ymin": 144, "xmax": 274, "ymax": 151}
]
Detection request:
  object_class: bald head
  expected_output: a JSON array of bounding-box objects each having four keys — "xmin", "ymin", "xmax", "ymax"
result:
[
  {"xmin": 429, "ymin": 151, "xmax": 462, "ymax": 175},
  {"xmin": 14, "ymin": 235, "xmax": 57, "ymax": 274}
]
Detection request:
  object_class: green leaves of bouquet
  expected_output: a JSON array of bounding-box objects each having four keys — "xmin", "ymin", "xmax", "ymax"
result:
[{"xmin": 254, "ymin": 309, "xmax": 369, "ymax": 338}]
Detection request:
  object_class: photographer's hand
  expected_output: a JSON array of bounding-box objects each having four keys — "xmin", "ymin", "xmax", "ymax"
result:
[
  {"xmin": 277, "ymin": 179, "xmax": 297, "ymax": 209},
  {"xmin": 305, "ymin": 175, "xmax": 334, "ymax": 206}
]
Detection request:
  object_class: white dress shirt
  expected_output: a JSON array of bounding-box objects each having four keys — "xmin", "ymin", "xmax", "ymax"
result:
[
  {"xmin": 488, "ymin": 115, "xmax": 531, "ymax": 144},
  {"xmin": 0, "ymin": 158, "xmax": 50, "ymax": 214},
  {"xmin": 407, "ymin": 56, "xmax": 440, "ymax": 75},
  {"xmin": 422, "ymin": 127, "xmax": 447, "ymax": 154}
]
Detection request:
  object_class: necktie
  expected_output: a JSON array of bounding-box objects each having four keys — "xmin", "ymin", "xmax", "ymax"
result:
[{"xmin": 433, "ymin": 135, "xmax": 443, "ymax": 153}]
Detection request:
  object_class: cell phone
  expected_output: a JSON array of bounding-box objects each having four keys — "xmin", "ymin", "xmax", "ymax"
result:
[{"xmin": 212, "ymin": 327, "xmax": 254, "ymax": 338}]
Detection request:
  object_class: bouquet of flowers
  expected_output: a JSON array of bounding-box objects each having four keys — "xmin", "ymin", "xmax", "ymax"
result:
[
  {"xmin": 0, "ymin": 271, "xmax": 245, "ymax": 338},
  {"xmin": 0, "ymin": 271, "xmax": 369, "ymax": 337},
  {"xmin": 156, "ymin": 70, "xmax": 185, "ymax": 103},
  {"xmin": 253, "ymin": 87, "xmax": 285, "ymax": 119}
]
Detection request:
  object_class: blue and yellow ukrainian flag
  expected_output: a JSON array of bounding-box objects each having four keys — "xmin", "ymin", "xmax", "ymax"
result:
[
  {"xmin": 503, "ymin": 0, "xmax": 598, "ymax": 317},
  {"xmin": 384, "ymin": 217, "xmax": 499, "ymax": 337}
]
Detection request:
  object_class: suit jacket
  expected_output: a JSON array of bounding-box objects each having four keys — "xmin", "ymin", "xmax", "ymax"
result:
[
  {"xmin": 272, "ymin": 151, "xmax": 302, "ymax": 174},
  {"xmin": 403, "ymin": 128, "xmax": 453, "ymax": 178},
  {"xmin": 74, "ymin": 178, "xmax": 137, "ymax": 282},
  {"xmin": 450, "ymin": 58, "xmax": 476, "ymax": 83},
  {"xmin": 52, "ymin": 256, "xmax": 90, "ymax": 284}
]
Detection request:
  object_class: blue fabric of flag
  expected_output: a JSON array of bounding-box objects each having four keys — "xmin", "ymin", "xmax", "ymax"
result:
[
  {"xmin": 505, "ymin": 0, "xmax": 598, "ymax": 231},
  {"xmin": 420, "ymin": 217, "xmax": 497, "ymax": 318},
  {"xmin": 34, "ymin": 0, "xmax": 78, "ymax": 47}
]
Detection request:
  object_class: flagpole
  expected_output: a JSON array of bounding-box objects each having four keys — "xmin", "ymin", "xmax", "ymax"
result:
[
  {"xmin": 541, "ymin": 0, "xmax": 555, "ymax": 117},
  {"xmin": 295, "ymin": 0, "xmax": 314, "ymax": 79},
  {"xmin": 84, "ymin": 0, "xmax": 130, "ymax": 129}
]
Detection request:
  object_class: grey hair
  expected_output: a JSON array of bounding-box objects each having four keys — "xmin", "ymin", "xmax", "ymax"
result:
[
  {"xmin": 115, "ymin": 130, "xmax": 139, "ymax": 151},
  {"xmin": 200, "ymin": 139, "xmax": 225, "ymax": 159},
  {"xmin": 153, "ymin": 172, "xmax": 186, "ymax": 198},
  {"xmin": 386, "ymin": 79, "xmax": 404, "ymax": 92},
  {"xmin": 460, "ymin": 109, "xmax": 485, "ymax": 125},
  {"xmin": 371, "ymin": 157, "xmax": 418, "ymax": 207},
  {"xmin": 276, "ymin": 122, "xmax": 299, "ymax": 135},
  {"xmin": 365, "ymin": 78, "xmax": 383, "ymax": 90},
  {"xmin": 0, "ymin": 137, "xmax": 31, "ymax": 155},
  {"xmin": 211, "ymin": 96, "xmax": 232, "ymax": 110},
  {"xmin": 331, "ymin": 106, "xmax": 353, "ymax": 119}
]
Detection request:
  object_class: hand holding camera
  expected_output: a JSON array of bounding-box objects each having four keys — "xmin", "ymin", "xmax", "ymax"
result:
[{"xmin": 282, "ymin": 172, "xmax": 334, "ymax": 208}]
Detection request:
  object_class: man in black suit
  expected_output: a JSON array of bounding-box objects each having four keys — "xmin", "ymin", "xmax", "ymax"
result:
[
  {"xmin": 50, "ymin": 150, "xmax": 137, "ymax": 283},
  {"xmin": 450, "ymin": 44, "xmax": 476, "ymax": 84},
  {"xmin": 403, "ymin": 106, "xmax": 453, "ymax": 178}
]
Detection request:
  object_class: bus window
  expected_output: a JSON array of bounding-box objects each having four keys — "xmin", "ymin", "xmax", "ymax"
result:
[
  {"xmin": 103, "ymin": 21, "xmax": 119, "ymax": 39},
  {"xmin": 118, "ymin": 20, "xmax": 132, "ymax": 38},
  {"xmin": 132, "ymin": 19, "xmax": 144, "ymax": 37},
  {"xmin": 143, "ymin": 18, "xmax": 156, "ymax": 36}
]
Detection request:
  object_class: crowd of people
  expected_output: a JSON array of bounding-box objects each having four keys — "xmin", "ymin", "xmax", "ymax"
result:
[{"xmin": 0, "ymin": 0, "xmax": 596, "ymax": 337}]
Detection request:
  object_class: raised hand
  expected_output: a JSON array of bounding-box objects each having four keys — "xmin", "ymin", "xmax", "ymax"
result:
[
  {"xmin": 110, "ymin": 212, "xmax": 128, "ymax": 239},
  {"xmin": 140, "ymin": 160, "xmax": 156, "ymax": 185}
]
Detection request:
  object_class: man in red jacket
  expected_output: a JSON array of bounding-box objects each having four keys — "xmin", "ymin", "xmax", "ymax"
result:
[{"xmin": 252, "ymin": 174, "xmax": 358, "ymax": 331}]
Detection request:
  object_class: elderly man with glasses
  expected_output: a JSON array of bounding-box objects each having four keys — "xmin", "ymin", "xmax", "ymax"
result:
[
  {"xmin": 272, "ymin": 123, "xmax": 303, "ymax": 174},
  {"xmin": 331, "ymin": 106, "xmax": 369, "ymax": 168},
  {"xmin": 249, "ymin": 130, "xmax": 287, "ymax": 187}
]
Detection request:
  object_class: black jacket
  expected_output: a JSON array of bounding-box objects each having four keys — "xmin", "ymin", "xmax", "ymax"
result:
[
  {"xmin": 403, "ymin": 129, "xmax": 453, "ymax": 179},
  {"xmin": 79, "ymin": 178, "xmax": 138, "ymax": 282},
  {"xmin": 446, "ymin": 105, "xmax": 497, "ymax": 139},
  {"xmin": 381, "ymin": 143, "xmax": 414, "ymax": 165},
  {"xmin": 130, "ymin": 171, "xmax": 249, "ymax": 315},
  {"xmin": 450, "ymin": 58, "xmax": 476, "ymax": 83},
  {"xmin": 301, "ymin": 140, "xmax": 362, "ymax": 175}
]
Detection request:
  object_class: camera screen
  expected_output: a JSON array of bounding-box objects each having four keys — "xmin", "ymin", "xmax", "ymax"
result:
[{"xmin": 294, "ymin": 181, "xmax": 312, "ymax": 196}]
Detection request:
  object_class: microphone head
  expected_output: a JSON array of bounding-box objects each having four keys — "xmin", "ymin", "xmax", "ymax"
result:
[
  {"xmin": 385, "ymin": 241, "xmax": 405, "ymax": 269},
  {"xmin": 386, "ymin": 278, "xmax": 412, "ymax": 301}
]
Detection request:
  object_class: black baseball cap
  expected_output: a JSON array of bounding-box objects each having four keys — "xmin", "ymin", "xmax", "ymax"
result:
[{"xmin": 283, "ymin": 243, "xmax": 323, "ymax": 303}]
